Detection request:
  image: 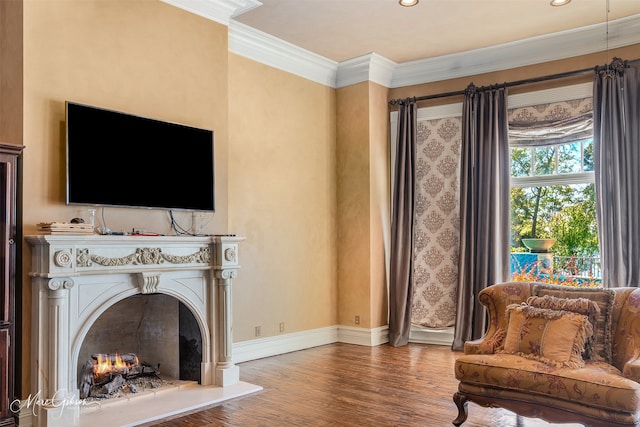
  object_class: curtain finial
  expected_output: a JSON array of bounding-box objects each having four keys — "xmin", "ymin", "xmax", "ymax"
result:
[
  {"xmin": 597, "ymin": 57, "xmax": 628, "ymax": 79},
  {"xmin": 389, "ymin": 97, "xmax": 416, "ymax": 106},
  {"xmin": 465, "ymin": 83, "xmax": 477, "ymax": 97},
  {"xmin": 610, "ymin": 57, "xmax": 627, "ymax": 73}
]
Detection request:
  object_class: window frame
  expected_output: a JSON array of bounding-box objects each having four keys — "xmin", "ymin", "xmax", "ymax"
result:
[{"xmin": 511, "ymin": 171, "xmax": 594, "ymax": 188}]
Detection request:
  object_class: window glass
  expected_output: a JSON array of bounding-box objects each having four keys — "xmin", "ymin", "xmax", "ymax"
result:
[
  {"xmin": 558, "ymin": 142, "xmax": 581, "ymax": 174},
  {"xmin": 534, "ymin": 146, "xmax": 556, "ymax": 175},
  {"xmin": 510, "ymin": 147, "xmax": 531, "ymax": 177},
  {"xmin": 584, "ymin": 140, "xmax": 594, "ymax": 172},
  {"xmin": 511, "ymin": 183, "xmax": 598, "ymax": 257}
]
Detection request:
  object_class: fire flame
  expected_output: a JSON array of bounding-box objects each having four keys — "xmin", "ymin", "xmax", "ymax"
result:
[{"xmin": 94, "ymin": 353, "xmax": 139, "ymax": 376}]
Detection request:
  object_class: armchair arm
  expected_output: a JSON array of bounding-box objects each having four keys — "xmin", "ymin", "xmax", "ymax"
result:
[
  {"xmin": 622, "ymin": 355, "xmax": 640, "ymax": 383},
  {"xmin": 614, "ymin": 288, "xmax": 640, "ymax": 379},
  {"xmin": 464, "ymin": 282, "xmax": 532, "ymax": 355}
]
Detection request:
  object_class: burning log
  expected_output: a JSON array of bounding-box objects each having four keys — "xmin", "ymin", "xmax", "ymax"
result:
[
  {"xmin": 91, "ymin": 353, "xmax": 138, "ymax": 365},
  {"xmin": 80, "ymin": 360, "xmax": 94, "ymax": 399},
  {"xmin": 93, "ymin": 353, "xmax": 135, "ymax": 385},
  {"xmin": 126, "ymin": 362, "xmax": 160, "ymax": 378},
  {"xmin": 100, "ymin": 374, "xmax": 125, "ymax": 394},
  {"xmin": 79, "ymin": 352, "xmax": 161, "ymax": 399}
]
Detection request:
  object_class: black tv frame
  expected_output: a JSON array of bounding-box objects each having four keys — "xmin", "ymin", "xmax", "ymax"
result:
[{"xmin": 65, "ymin": 101, "xmax": 215, "ymax": 212}]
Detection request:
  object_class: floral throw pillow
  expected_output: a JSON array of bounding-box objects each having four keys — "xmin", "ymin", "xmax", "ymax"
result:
[
  {"xmin": 526, "ymin": 294, "xmax": 600, "ymax": 361},
  {"xmin": 533, "ymin": 283, "xmax": 614, "ymax": 363},
  {"xmin": 500, "ymin": 304, "xmax": 593, "ymax": 368}
]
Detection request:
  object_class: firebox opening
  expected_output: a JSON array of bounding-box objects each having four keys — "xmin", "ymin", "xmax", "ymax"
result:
[{"xmin": 77, "ymin": 294, "xmax": 203, "ymax": 399}]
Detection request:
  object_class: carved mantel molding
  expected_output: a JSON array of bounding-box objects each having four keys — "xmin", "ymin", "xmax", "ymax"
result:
[{"xmin": 76, "ymin": 246, "xmax": 212, "ymax": 268}]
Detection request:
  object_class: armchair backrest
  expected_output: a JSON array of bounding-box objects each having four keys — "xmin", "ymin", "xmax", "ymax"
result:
[
  {"xmin": 468, "ymin": 282, "xmax": 640, "ymax": 373},
  {"xmin": 464, "ymin": 282, "xmax": 532, "ymax": 354}
]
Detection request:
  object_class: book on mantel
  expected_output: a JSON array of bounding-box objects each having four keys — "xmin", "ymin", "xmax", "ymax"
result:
[{"xmin": 37, "ymin": 222, "xmax": 95, "ymax": 234}]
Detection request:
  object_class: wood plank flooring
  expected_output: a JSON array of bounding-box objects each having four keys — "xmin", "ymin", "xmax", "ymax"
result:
[{"xmin": 144, "ymin": 343, "xmax": 581, "ymax": 427}]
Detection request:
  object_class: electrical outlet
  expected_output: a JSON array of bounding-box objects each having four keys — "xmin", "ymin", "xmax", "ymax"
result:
[
  {"xmin": 255, "ymin": 326, "xmax": 261, "ymax": 337},
  {"xmin": 355, "ymin": 315, "xmax": 360, "ymax": 325},
  {"xmin": 279, "ymin": 322, "xmax": 285, "ymax": 333}
]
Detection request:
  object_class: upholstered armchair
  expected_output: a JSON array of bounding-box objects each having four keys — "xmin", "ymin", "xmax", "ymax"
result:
[{"xmin": 453, "ymin": 282, "xmax": 640, "ymax": 426}]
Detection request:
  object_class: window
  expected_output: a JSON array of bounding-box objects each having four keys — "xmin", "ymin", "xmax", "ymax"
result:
[
  {"xmin": 510, "ymin": 140, "xmax": 597, "ymax": 258},
  {"xmin": 508, "ymin": 86, "xmax": 600, "ymax": 283}
]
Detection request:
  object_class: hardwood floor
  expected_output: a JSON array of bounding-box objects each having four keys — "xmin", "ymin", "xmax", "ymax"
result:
[{"xmin": 144, "ymin": 343, "xmax": 581, "ymax": 427}]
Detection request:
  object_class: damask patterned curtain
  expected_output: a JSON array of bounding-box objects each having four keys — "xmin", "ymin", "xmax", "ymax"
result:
[
  {"xmin": 410, "ymin": 115, "xmax": 461, "ymax": 329},
  {"xmin": 453, "ymin": 84, "xmax": 510, "ymax": 350}
]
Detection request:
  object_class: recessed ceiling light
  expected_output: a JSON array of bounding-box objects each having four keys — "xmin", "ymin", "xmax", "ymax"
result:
[
  {"xmin": 399, "ymin": 0, "xmax": 419, "ymax": 7},
  {"xmin": 550, "ymin": 0, "xmax": 571, "ymax": 6}
]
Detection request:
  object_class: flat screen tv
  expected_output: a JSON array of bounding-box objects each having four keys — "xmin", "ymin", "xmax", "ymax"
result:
[{"xmin": 66, "ymin": 101, "xmax": 215, "ymax": 211}]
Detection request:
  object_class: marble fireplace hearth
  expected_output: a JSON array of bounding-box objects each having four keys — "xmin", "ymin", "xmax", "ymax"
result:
[{"xmin": 23, "ymin": 235, "xmax": 261, "ymax": 427}]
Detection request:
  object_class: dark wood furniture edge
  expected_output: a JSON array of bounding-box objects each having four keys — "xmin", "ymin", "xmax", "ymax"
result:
[
  {"xmin": 0, "ymin": 144, "xmax": 23, "ymax": 427},
  {"xmin": 452, "ymin": 389, "xmax": 637, "ymax": 427}
]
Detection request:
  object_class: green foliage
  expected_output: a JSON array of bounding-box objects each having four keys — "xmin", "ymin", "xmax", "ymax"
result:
[
  {"xmin": 547, "ymin": 184, "xmax": 599, "ymax": 256},
  {"xmin": 510, "ymin": 140, "xmax": 599, "ymax": 258},
  {"xmin": 510, "ymin": 183, "xmax": 598, "ymax": 256},
  {"xmin": 510, "ymin": 148, "xmax": 531, "ymax": 177}
]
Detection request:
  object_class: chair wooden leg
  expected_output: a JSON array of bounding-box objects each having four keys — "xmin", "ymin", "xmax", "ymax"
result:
[{"xmin": 452, "ymin": 391, "xmax": 469, "ymax": 426}]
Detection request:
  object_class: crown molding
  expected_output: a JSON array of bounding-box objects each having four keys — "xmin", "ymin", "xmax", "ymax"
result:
[
  {"xmin": 161, "ymin": 0, "xmax": 262, "ymax": 26},
  {"xmin": 391, "ymin": 14, "xmax": 640, "ymax": 88},
  {"xmin": 229, "ymin": 20, "xmax": 338, "ymax": 87},
  {"xmin": 228, "ymin": 13, "xmax": 640, "ymax": 89},
  {"xmin": 336, "ymin": 54, "xmax": 397, "ymax": 89},
  {"xmin": 165, "ymin": 2, "xmax": 640, "ymax": 90}
]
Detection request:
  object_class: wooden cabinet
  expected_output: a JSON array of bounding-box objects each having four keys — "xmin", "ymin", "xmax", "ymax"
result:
[{"xmin": 0, "ymin": 144, "xmax": 23, "ymax": 427}]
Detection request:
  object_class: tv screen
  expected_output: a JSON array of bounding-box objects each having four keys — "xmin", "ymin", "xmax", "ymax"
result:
[{"xmin": 66, "ymin": 101, "xmax": 215, "ymax": 211}]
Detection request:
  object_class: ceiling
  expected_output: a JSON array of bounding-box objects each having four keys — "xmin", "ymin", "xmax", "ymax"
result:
[{"xmin": 233, "ymin": 0, "xmax": 640, "ymax": 64}]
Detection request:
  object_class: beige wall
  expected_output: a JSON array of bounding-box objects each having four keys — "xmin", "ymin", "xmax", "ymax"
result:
[
  {"xmin": 22, "ymin": 0, "xmax": 229, "ymax": 395},
  {"xmin": 336, "ymin": 82, "xmax": 371, "ymax": 327},
  {"xmin": 228, "ymin": 54, "xmax": 338, "ymax": 341},
  {"xmin": 336, "ymin": 81, "xmax": 390, "ymax": 329},
  {"xmin": 368, "ymin": 82, "xmax": 390, "ymax": 328}
]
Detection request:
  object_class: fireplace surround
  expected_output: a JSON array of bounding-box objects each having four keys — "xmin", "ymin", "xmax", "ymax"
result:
[{"xmin": 24, "ymin": 234, "xmax": 260, "ymax": 426}]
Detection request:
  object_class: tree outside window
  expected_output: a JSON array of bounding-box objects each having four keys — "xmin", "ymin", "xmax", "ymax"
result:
[{"xmin": 510, "ymin": 139, "xmax": 600, "ymax": 280}]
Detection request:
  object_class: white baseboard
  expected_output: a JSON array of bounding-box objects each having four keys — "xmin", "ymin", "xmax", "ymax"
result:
[
  {"xmin": 233, "ymin": 326, "xmax": 340, "ymax": 363},
  {"xmin": 233, "ymin": 324, "xmax": 394, "ymax": 363},
  {"xmin": 337, "ymin": 325, "xmax": 389, "ymax": 346},
  {"xmin": 409, "ymin": 326, "xmax": 454, "ymax": 346},
  {"xmin": 233, "ymin": 324, "xmax": 452, "ymax": 363}
]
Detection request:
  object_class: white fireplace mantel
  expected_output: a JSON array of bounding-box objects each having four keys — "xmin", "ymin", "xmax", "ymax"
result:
[{"xmin": 25, "ymin": 234, "xmax": 250, "ymax": 427}]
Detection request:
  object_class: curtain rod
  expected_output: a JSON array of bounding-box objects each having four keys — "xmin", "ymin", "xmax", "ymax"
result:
[{"xmin": 388, "ymin": 57, "xmax": 640, "ymax": 106}]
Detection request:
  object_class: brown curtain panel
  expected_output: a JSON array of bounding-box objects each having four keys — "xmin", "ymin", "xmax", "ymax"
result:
[
  {"xmin": 452, "ymin": 84, "xmax": 510, "ymax": 350},
  {"xmin": 593, "ymin": 58, "xmax": 640, "ymax": 287},
  {"xmin": 389, "ymin": 101, "xmax": 417, "ymax": 346}
]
